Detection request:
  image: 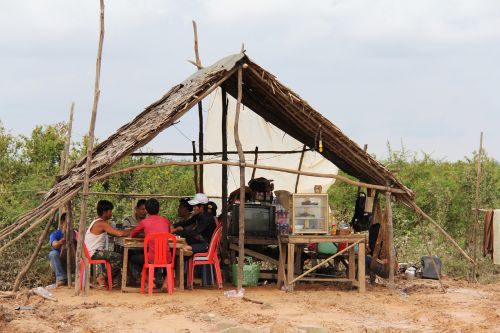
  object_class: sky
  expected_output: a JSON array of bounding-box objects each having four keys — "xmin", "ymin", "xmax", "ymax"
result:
[{"xmin": 0, "ymin": 0, "xmax": 499, "ymax": 161}]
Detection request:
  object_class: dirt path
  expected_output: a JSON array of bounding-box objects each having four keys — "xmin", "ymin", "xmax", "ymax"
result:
[{"xmin": 1, "ymin": 279, "xmax": 499, "ymax": 333}]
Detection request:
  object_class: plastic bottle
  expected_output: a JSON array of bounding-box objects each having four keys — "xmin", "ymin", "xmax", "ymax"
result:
[
  {"xmin": 223, "ymin": 288, "xmax": 245, "ymax": 298},
  {"xmin": 330, "ymin": 214, "xmax": 337, "ymax": 235}
]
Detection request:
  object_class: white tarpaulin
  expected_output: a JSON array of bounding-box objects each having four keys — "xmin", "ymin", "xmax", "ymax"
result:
[{"xmin": 202, "ymin": 88, "xmax": 339, "ymax": 200}]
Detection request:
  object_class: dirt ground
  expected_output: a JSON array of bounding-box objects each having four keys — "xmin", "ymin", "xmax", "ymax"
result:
[{"xmin": 1, "ymin": 278, "xmax": 499, "ymax": 333}]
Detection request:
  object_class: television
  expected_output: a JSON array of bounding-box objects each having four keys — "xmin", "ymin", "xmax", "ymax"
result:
[{"xmin": 230, "ymin": 204, "xmax": 276, "ymax": 237}]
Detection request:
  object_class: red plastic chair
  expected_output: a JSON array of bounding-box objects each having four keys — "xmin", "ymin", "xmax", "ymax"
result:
[
  {"xmin": 75, "ymin": 231, "xmax": 113, "ymax": 291},
  {"xmin": 140, "ymin": 232, "xmax": 177, "ymax": 296},
  {"xmin": 188, "ymin": 224, "xmax": 223, "ymax": 289},
  {"xmin": 79, "ymin": 243, "xmax": 113, "ymax": 292}
]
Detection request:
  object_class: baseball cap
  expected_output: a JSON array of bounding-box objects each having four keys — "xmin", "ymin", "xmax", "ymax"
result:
[{"xmin": 188, "ymin": 193, "xmax": 209, "ymax": 205}]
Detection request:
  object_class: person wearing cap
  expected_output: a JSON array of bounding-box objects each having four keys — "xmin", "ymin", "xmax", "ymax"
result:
[{"xmin": 174, "ymin": 193, "xmax": 216, "ymax": 253}]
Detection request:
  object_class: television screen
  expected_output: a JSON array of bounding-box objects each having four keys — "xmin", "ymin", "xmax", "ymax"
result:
[{"xmin": 230, "ymin": 204, "xmax": 276, "ymax": 237}]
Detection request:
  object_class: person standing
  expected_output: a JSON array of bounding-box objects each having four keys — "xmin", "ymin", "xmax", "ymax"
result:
[{"xmin": 84, "ymin": 200, "xmax": 130, "ymax": 287}]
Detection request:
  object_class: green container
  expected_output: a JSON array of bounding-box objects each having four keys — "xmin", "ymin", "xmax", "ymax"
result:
[
  {"xmin": 231, "ymin": 257, "xmax": 260, "ymax": 287},
  {"xmin": 318, "ymin": 242, "xmax": 338, "ymax": 254}
]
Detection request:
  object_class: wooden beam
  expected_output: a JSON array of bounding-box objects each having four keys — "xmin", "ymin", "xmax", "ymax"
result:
[
  {"xmin": 294, "ymin": 145, "xmax": 307, "ymax": 193},
  {"xmin": 229, "ymin": 244, "xmax": 278, "ymax": 265},
  {"xmin": 91, "ymin": 160, "xmax": 408, "ymax": 194},
  {"xmin": 75, "ymin": 0, "xmax": 105, "ymax": 296},
  {"xmin": 234, "ymin": 65, "xmax": 245, "ymax": 291},
  {"xmin": 131, "ymin": 149, "xmax": 310, "ymax": 156}
]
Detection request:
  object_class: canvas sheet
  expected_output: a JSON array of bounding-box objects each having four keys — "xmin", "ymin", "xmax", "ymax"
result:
[
  {"xmin": 493, "ymin": 209, "xmax": 500, "ymax": 265},
  {"xmin": 202, "ymin": 88, "xmax": 338, "ymax": 205}
]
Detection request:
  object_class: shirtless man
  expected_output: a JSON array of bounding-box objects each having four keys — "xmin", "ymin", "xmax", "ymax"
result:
[{"xmin": 84, "ymin": 200, "xmax": 130, "ymax": 287}]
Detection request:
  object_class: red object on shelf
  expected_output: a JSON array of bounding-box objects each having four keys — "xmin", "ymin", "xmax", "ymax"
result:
[{"xmin": 338, "ymin": 242, "xmax": 347, "ymax": 252}]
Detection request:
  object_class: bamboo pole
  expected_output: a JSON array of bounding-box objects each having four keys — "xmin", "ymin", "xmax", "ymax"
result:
[
  {"xmin": 12, "ymin": 214, "xmax": 55, "ymax": 292},
  {"xmin": 410, "ymin": 202, "xmax": 474, "ymax": 263},
  {"xmin": 62, "ymin": 102, "xmax": 75, "ymax": 174},
  {"xmin": 294, "ymin": 145, "xmax": 307, "ymax": 193},
  {"xmin": 192, "ymin": 20, "xmax": 202, "ymax": 69},
  {"xmin": 234, "ymin": 65, "xmax": 245, "ymax": 291},
  {"xmin": 221, "ymin": 87, "xmax": 229, "ymax": 267},
  {"xmin": 75, "ymin": 0, "xmax": 105, "ymax": 296},
  {"xmin": 251, "ymin": 146, "xmax": 259, "ymax": 180},
  {"xmin": 131, "ymin": 149, "xmax": 310, "ymax": 157},
  {"xmin": 471, "ymin": 132, "xmax": 483, "ymax": 281},
  {"xmin": 63, "ymin": 103, "xmax": 75, "ymax": 288},
  {"xmin": 65, "ymin": 200, "xmax": 73, "ymax": 288},
  {"xmin": 198, "ymin": 103, "xmax": 204, "ymax": 193},
  {"xmin": 385, "ymin": 189, "xmax": 395, "ymax": 288},
  {"xmin": 90, "ymin": 160, "xmax": 407, "ymax": 194},
  {"xmin": 192, "ymin": 141, "xmax": 199, "ymax": 193},
  {"xmin": 0, "ymin": 208, "xmax": 58, "ymax": 254},
  {"xmin": 192, "ymin": 20, "xmax": 204, "ymax": 193}
]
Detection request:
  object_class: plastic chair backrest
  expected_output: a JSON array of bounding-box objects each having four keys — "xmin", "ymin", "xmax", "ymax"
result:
[
  {"xmin": 143, "ymin": 232, "xmax": 176, "ymax": 265},
  {"xmin": 74, "ymin": 231, "xmax": 91, "ymax": 260},
  {"xmin": 206, "ymin": 224, "xmax": 222, "ymax": 259}
]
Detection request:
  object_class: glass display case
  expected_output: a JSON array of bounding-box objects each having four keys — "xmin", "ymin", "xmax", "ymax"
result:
[{"xmin": 291, "ymin": 193, "xmax": 329, "ymax": 234}]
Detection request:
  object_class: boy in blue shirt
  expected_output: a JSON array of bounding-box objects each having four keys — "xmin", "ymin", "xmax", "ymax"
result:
[{"xmin": 48, "ymin": 213, "xmax": 68, "ymax": 287}]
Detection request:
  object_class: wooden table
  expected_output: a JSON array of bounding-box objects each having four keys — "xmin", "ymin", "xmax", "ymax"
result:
[
  {"xmin": 114, "ymin": 237, "xmax": 192, "ymax": 292},
  {"xmin": 278, "ymin": 234, "xmax": 366, "ymax": 293}
]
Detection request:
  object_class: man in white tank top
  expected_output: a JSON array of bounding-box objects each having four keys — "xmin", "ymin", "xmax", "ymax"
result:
[{"xmin": 85, "ymin": 200, "xmax": 131, "ymax": 287}]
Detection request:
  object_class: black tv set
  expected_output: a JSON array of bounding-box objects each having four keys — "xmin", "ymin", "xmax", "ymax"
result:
[{"xmin": 230, "ymin": 204, "xmax": 276, "ymax": 237}]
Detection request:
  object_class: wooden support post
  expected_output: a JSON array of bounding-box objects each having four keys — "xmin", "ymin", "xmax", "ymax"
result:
[
  {"xmin": 198, "ymin": 103, "xmax": 204, "ymax": 193},
  {"xmin": 62, "ymin": 102, "xmax": 75, "ymax": 174},
  {"xmin": 12, "ymin": 215, "xmax": 55, "ymax": 292},
  {"xmin": 234, "ymin": 65, "xmax": 245, "ymax": 291},
  {"xmin": 385, "ymin": 189, "xmax": 396, "ymax": 288},
  {"xmin": 471, "ymin": 132, "xmax": 483, "ymax": 281},
  {"xmin": 357, "ymin": 144, "xmax": 368, "ymax": 194},
  {"xmin": 191, "ymin": 20, "xmax": 204, "ymax": 193},
  {"xmin": 65, "ymin": 200, "xmax": 73, "ymax": 288},
  {"xmin": 221, "ymin": 87, "xmax": 229, "ymax": 266},
  {"xmin": 294, "ymin": 145, "xmax": 307, "ymax": 193},
  {"xmin": 192, "ymin": 141, "xmax": 199, "ymax": 193},
  {"xmin": 75, "ymin": 0, "xmax": 105, "ymax": 296},
  {"xmin": 251, "ymin": 146, "xmax": 259, "ymax": 180},
  {"xmin": 63, "ymin": 103, "xmax": 75, "ymax": 288}
]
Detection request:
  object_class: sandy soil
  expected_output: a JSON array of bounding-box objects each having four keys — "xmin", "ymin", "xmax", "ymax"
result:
[{"xmin": 1, "ymin": 279, "xmax": 499, "ymax": 333}]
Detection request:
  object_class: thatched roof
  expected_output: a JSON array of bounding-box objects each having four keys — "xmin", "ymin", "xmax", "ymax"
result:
[{"xmin": 1, "ymin": 52, "xmax": 415, "ymax": 246}]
